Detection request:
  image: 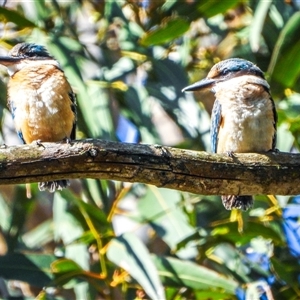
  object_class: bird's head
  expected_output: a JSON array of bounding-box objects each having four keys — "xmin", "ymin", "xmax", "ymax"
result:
[
  {"xmin": 182, "ymin": 58, "xmax": 269, "ymax": 92},
  {"xmin": 0, "ymin": 43, "xmax": 58, "ymax": 76}
]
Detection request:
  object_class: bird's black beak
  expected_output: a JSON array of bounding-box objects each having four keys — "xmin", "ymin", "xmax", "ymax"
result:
[
  {"xmin": 182, "ymin": 78, "xmax": 216, "ymax": 92},
  {"xmin": 0, "ymin": 56, "xmax": 21, "ymax": 67}
]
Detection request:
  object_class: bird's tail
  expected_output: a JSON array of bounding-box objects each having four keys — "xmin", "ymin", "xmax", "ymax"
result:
[
  {"xmin": 221, "ymin": 195, "xmax": 253, "ymax": 211},
  {"xmin": 38, "ymin": 180, "xmax": 70, "ymax": 193}
]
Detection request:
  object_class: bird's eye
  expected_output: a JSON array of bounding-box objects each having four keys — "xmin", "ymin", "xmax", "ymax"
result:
[
  {"xmin": 25, "ymin": 52, "xmax": 36, "ymax": 57},
  {"xmin": 221, "ymin": 69, "xmax": 230, "ymax": 75}
]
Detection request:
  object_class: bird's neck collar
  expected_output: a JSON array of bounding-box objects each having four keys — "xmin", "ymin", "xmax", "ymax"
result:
[{"xmin": 8, "ymin": 58, "xmax": 61, "ymax": 76}]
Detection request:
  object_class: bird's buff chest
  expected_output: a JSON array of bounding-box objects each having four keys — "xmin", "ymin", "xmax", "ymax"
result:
[
  {"xmin": 213, "ymin": 77, "xmax": 275, "ymax": 153},
  {"xmin": 8, "ymin": 65, "xmax": 75, "ymax": 143}
]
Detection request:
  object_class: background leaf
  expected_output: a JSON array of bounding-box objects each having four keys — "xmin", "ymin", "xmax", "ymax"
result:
[
  {"xmin": 0, "ymin": 1, "xmax": 299, "ymax": 299},
  {"xmin": 0, "ymin": 253, "xmax": 55, "ymax": 286},
  {"xmin": 107, "ymin": 232, "xmax": 166, "ymax": 300},
  {"xmin": 0, "ymin": 7, "xmax": 36, "ymax": 28},
  {"xmin": 140, "ymin": 17, "xmax": 190, "ymax": 46},
  {"xmin": 137, "ymin": 186, "xmax": 198, "ymax": 259},
  {"xmin": 268, "ymin": 12, "xmax": 300, "ymax": 89},
  {"xmin": 152, "ymin": 255, "xmax": 239, "ymax": 293}
]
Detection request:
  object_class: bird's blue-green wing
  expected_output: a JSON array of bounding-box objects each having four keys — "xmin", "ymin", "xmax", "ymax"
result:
[
  {"xmin": 69, "ymin": 91, "xmax": 77, "ymax": 140},
  {"xmin": 271, "ymin": 96, "xmax": 277, "ymax": 150},
  {"xmin": 211, "ymin": 99, "xmax": 222, "ymax": 153},
  {"xmin": 9, "ymin": 100, "xmax": 26, "ymax": 144}
]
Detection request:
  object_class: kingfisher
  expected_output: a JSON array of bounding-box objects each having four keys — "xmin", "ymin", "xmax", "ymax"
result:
[
  {"xmin": 0, "ymin": 43, "xmax": 76, "ymax": 192},
  {"xmin": 183, "ymin": 58, "xmax": 277, "ymax": 210}
]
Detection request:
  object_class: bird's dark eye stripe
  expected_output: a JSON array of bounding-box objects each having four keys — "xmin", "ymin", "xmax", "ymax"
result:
[
  {"xmin": 24, "ymin": 52, "xmax": 37, "ymax": 57},
  {"xmin": 221, "ymin": 69, "xmax": 230, "ymax": 75},
  {"xmin": 218, "ymin": 67, "xmax": 264, "ymax": 79}
]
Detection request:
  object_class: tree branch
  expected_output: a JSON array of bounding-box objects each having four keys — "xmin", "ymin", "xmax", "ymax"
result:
[{"xmin": 0, "ymin": 139, "xmax": 299, "ymax": 195}]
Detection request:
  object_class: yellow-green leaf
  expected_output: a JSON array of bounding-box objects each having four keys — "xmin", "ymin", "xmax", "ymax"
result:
[{"xmin": 140, "ymin": 17, "xmax": 189, "ymax": 46}]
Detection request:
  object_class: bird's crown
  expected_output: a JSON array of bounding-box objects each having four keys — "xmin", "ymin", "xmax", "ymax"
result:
[
  {"xmin": 8, "ymin": 43, "xmax": 52, "ymax": 60},
  {"xmin": 208, "ymin": 58, "xmax": 265, "ymax": 80}
]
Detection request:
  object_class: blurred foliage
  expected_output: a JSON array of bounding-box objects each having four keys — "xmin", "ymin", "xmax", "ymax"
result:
[{"xmin": 0, "ymin": 0, "xmax": 299, "ymax": 299}]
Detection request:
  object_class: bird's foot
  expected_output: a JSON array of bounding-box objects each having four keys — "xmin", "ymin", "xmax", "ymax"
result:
[
  {"xmin": 226, "ymin": 151, "xmax": 235, "ymax": 158},
  {"xmin": 63, "ymin": 137, "xmax": 72, "ymax": 144},
  {"xmin": 35, "ymin": 139, "xmax": 45, "ymax": 149},
  {"xmin": 268, "ymin": 148, "xmax": 279, "ymax": 153}
]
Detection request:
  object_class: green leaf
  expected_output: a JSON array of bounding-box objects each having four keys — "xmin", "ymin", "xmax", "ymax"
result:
[
  {"xmin": 123, "ymin": 85, "xmax": 158, "ymax": 143},
  {"xmin": 107, "ymin": 232, "xmax": 166, "ymax": 300},
  {"xmin": 85, "ymin": 82, "xmax": 115, "ymax": 139},
  {"xmin": 151, "ymin": 58, "xmax": 188, "ymax": 90},
  {"xmin": 152, "ymin": 255, "xmax": 238, "ymax": 294},
  {"xmin": 70, "ymin": 230, "xmax": 95, "ymax": 245},
  {"xmin": 268, "ymin": 11, "xmax": 300, "ymax": 88},
  {"xmin": 22, "ymin": 219, "xmax": 54, "ymax": 249},
  {"xmin": 52, "ymin": 258, "xmax": 83, "ymax": 274},
  {"xmin": 53, "ymin": 192, "xmax": 84, "ymax": 244},
  {"xmin": 197, "ymin": 0, "xmax": 240, "ymax": 18},
  {"xmin": 276, "ymin": 122, "xmax": 295, "ymax": 152},
  {"xmin": 271, "ymin": 257, "xmax": 300, "ymax": 287},
  {"xmin": 0, "ymin": 7, "xmax": 36, "ymax": 28},
  {"xmin": 194, "ymin": 290, "xmax": 235, "ymax": 299},
  {"xmin": 0, "ymin": 253, "xmax": 55, "ymax": 287},
  {"xmin": 209, "ymin": 243, "xmax": 252, "ymax": 283},
  {"xmin": 0, "ymin": 188, "xmax": 11, "ymax": 231},
  {"xmin": 33, "ymin": 0, "xmax": 51, "ymax": 21},
  {"xmin": 51, "ymin": 258, "xmax": 85, "ymax": 286},
  {"xmin": 104, "ymin": 1, "xmax": 127, "ymax": 22},
  {"xmin": 161, "ymin": 0, "xmax": 178, "ymax": 12},
  {"xmin": 64, "ymin": 191, "xmax": 110, "ymax": 228},
  {"xmin": 52, "ymin": 192, "xmax": 90, "ymax": 291},
  {"xmin": 249, "ymin": 1, "xmax": 273, "ymax": 52},
  {"xmin": 146, "ymin": 58, "xmax": 210, "ymax": 145},
  {"xmin": 7, "ymin": 186, "xmax": 35, "ymax": 252},
  {"xmin": 138, "ymin": 187, "xmax": 197, "ymax": 259},
  {"xmin": 51, "ymin": 258, "xmax": 103, "ymax": 289},
  {"xmin": 211, "ymin": 220, "xmax": 284, "ymax": 246},
  {"xmin": 140, "ymin": 17, "xmax": 189, "ymax": 46},
  {"xmin": 102, "ymin": 57, "xmax": 135, "ymax": 81}
]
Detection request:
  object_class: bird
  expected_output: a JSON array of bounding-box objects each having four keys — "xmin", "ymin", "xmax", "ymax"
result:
[
  {"xmin": 182, "ymin": 58, "xmax": 277, "ymax": 210},
  {"xmin": 0, "ymin": 43, "xmax": 76, "ymax": 192}
]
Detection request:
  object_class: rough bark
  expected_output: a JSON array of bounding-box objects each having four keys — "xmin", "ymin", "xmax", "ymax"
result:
[{"xmin": 0, "ymin": 139, "xmax": 299, "ymax": 195}]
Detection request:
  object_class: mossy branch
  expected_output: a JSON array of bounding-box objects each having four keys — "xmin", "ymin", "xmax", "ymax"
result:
[{"xmin": 0, "ymin": 139, "xmax": 299, "ymax": 195}]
